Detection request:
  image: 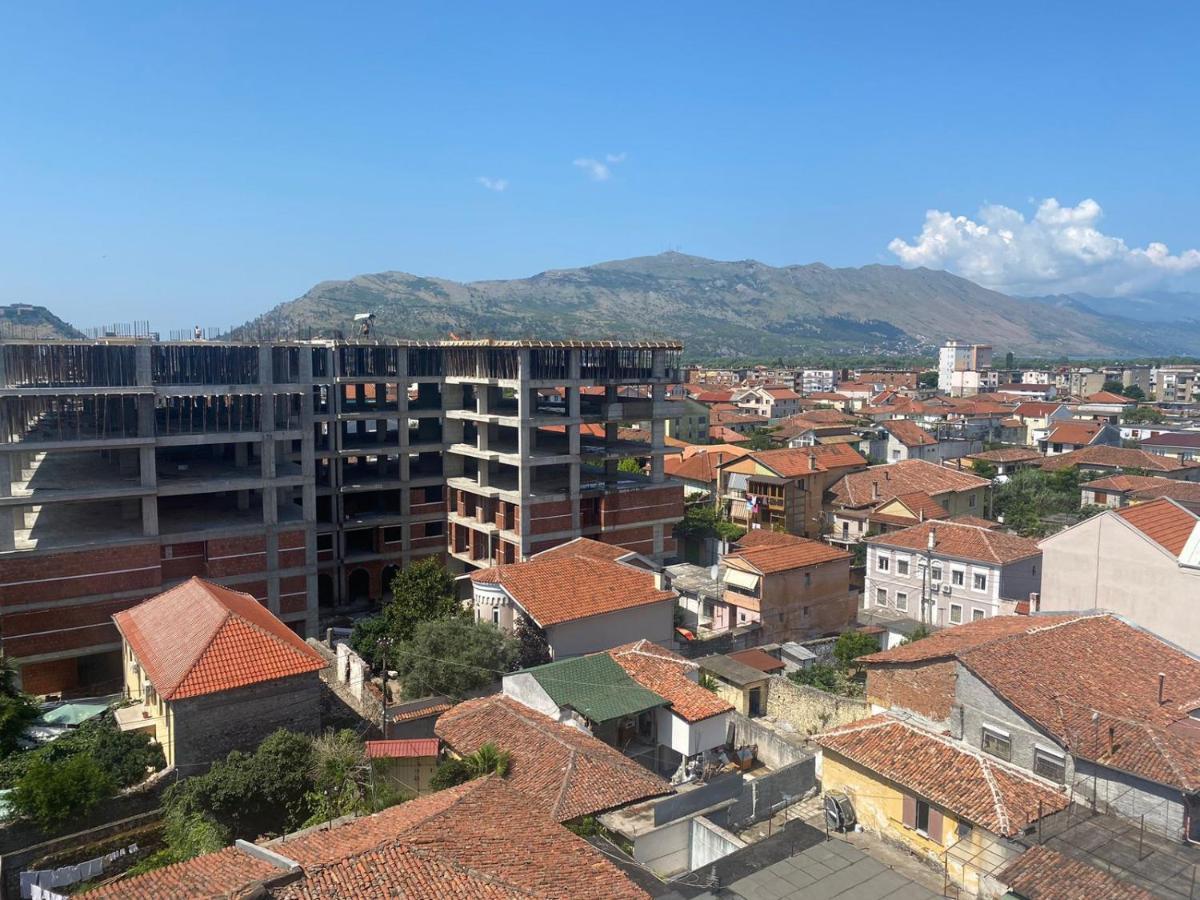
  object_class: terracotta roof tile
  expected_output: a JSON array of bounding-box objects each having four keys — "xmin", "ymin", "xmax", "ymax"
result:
[
  {"xmin": 999, "ymin": 846, "xmax": 1153, "ymax": 900},
  {"xmin": 435, "ymin": 697, "xmax": 671, "ymax": 821},
  {"xmin": 727, "ymin": 648, "xmax": 786, "ymax": 673},
  {"xmin": 111, "ymin": 577, "xmax": 325, "ymax": 700},
  {"xmin": 1047, "ymin": 421, "xmax": 1107, "ymax": 445},
  {"xmin": 883, "ymin": 419, "xmax": 937, "ymax": 447},
  {"xmin": 665, "ymin": 449, "xmax": 746, "ymax": 484},
  {"xmin": 817, "ymin": 715, "xmax": 1068, "ymax": 837},
  {"xmin": 531, "ymin": 537, "xmax": 632, "ymax": 562},
  {"xmin": 831, "ymin": 460, "xmax": 989, "ymax": 509},
  {"xmin": 874, "ymin": 491, "xmax": 948, "ymax": 522},
  {"xmin": 608, "ymin": 640, "xmax": 733, "ymax": 723},
  {"xmin": 734, "ymin": 530, "xmax": 812, "ymax": 550},
  {"xmin": 1014, "ymin": 401, "xmax": 1064, "ymax": 417},
  {"xmin": 743, "ymin": 443, "xmax": 867, "ymax": 478},
  {"xmin": 1084, "ymin": 390, "xmax": 1135, "ymax": 404},
  {"xmin": 364, "ymin": 739, "xmax": 439, "ymax": 759},
  {"xmin": 709, "ymin": 425, "xmax": 751, "ymax": 443},
  {"xmin": 867, "ymin": 520, "xmax": 1041, "ymax": 565},
  {"xmin": 726, "ymin": 538, "xmax": 850, "ymax": 574},
  {"xmin": 966, "ymin": 448, "xmax": 1043, "ymax": 464},
  {"xmin": 470, "ymin": 555, "xmax": 674, "ymax": 627},
  {"xmin": 1114, "ymin": 497, "xmax": 1200, "ymax": 558},
  {"xmin": 1036, "ymin": 445, "xmax": 1200, "ymax": 474},
  {"xmin": 1142, "ymin": 431, "xmax": 1200, "ymax": 450},
  {"xmin": 860, "ymin": 613, "xmax": 1081, "ymax": 665},
  {"xmin": 390, "ymin": 702, "xmax": 451, "ymax": 723}
]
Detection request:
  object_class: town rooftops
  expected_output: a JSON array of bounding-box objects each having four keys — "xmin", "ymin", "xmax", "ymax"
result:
[
  {"xmin": 725, "ymin": 537, "xmax": 851, "ymax": 574},
  {"xmin": 830, "ymin": 459, "xmax": 990, "ymax": 508},
  {"xmin": 1014, "ymin": 401, "xmax": 1065, "ymax": 417},
  {"xmin": 817, "ymin": 714, "xmax": 1068, "ymax": 838},
  {"xmin": 1083, "ymin": 390, "xmax": 1136, "ymax": 404},
  {"xmin": 999, "ymin": 846, "xmax": 1152, "ymax": 900},
  {"xmin": 435, "ymin": 696, "xmax": 672, "ymax": 821},
  {"xmin": 1141, "ymin": 430, "xmax": 1200, "ymax": 450},
  {"xmin": 709, "ymin": 425, "xmax": 752, "ymax": 443},
  {"xmin": 608, "ymin": 640, "xmax": 733, "ymax": 722},
  {"xmin": 111, "ymin": 577, "xmax": 326, "ymax": 701},
  {"xmin": 470, "ymin": 551, "xmax": 675, "ymax": 628},
  {"xmin": 530, "ymin": 536, "xmax": 636, "ymax": 564},
  {"xmin": 364, "ymin": 738, "xmax": 439, "ymax": 759},
  {"xmin": 733, "ymin": 443, "xmax": 867, "ymax": 478},
  {"xmin": 869, "ymin": 490, "xmax": 949, "ymax": 526},
  {"xmin": 727, "ymin": 648, "xmax": 786, "ymax": 674},
  {"xmin": 522, "ymin": 654, "xmax": 667, "ymax": 722},
  {"xmin": 697, "ymin": 653, "xmax": 773, "ymax": 687},
  {"xmin": 1114, "ymin": 497, "xmax": 1200, "ymax": 559},
  {"xmin": 664, "ymin": 447, "xmax": 748, "ymax": 484},
  {"xmin": 965, "ymin": 447, "xmax": 1043, "ymax": 464},
  {"xmin": 87, "ymin": 777, "xmax": 648, "ymax": 900},
  {"xmin": 866, "ymin": 520, "xmax": 1041, "ymax": 566},
  {"xmin": 734, "ymin": 529, "xmax": 813, "ymax": 550},
  {"xmin": 1046, "ymin": 420, "xmax": 1107, "ymax": 445},
  {"xmin": 1036, "ymin": 444, "xmax": 1200, "ymax": 474},
  {"xmin": 882, "ymin": 419, "xmax": 937, "ymax": 447},
  {"xmin": 859, "ymin": 613, "xmax": 1082, "ymax": 666}
]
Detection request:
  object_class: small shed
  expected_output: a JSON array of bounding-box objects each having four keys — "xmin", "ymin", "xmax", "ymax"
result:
[{"xmin": 366, "ymin": 738, "xmax": 440, "ymax": 796}]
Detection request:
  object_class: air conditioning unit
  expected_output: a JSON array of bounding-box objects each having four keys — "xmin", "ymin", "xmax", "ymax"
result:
[{"xmin": 941, "ymin": 584, "xmax": 952, "ymax": 595}]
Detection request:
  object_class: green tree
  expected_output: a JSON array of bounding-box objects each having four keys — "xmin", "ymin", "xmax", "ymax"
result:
[
  {"xmin": 351, "ymin": 557, "xmax": 464, "ymax": 664},
  {"xmin": 306, "ymin": 729, "xmax": 369, "ymax": 825},
  {"xmin": 788, "ymin": 663, "xmax": 840, "ymax": 692},
  {"xmin": 11, "ymin": 753, "xmax": 116, "ymax": 830},
  {"xmin": 429, "ymin": 757, "xmax": 471, "ymax": 791},
  {"xmin": 1102, "ymin": 380, "xmax": 1125, "ymax": 394},
  {"xmin": 617, "ymin": 457, "xmax": 644, "ymax": 474},
  {"xmin": 900, "ymin": 624, "xmax": 933, "ymax": 645},
  {"xmin": 674, "ymin": 501, "xmax": 744, "ymax": 544},
  {"xmin": 0, "ymin": 656, "xmax": 38, "ymax": 757},
  {"xmin": 698, "ymin": 672, "xmax": 720, "ymax": 693},
  {"xmin": 392, "ymin": 619, "xmax": 518, "ymax": 700},
  {"xmin": 918, "ymin": 371, "xmax": 938, "ymax": 389},
  {"xmin": 971, "ymin": 460, "xmax": 998, "ymax": 480},
  {"xmin": 747, "ymin": 428, "xmax": 774, "ymax": 451},
  {"xmin": 463, "ymin": 742, "xmax": 511, "ymax": 778},
  {"xmin": 1121, "ymin": 385, "xmax": 1145, "ymax": 400},
  {"xmin": 832, "ymin": 631, "xmax": 880, "ymax": 674},
  {"xmin": 1124, "ymin": 406, "xmax": 1165, "ymax": 425},
  {"xmin": 993, "ymin": 466, "xmax": 1086, "ymax": 537},
  {"xmin": 512, "ymin": 615, "xmax": 552, "ymax": 670}
]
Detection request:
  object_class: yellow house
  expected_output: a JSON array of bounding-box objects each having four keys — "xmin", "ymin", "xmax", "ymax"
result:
[
  {"xmin": 112, "ymin": 577, "xmax": 326, "ymax": 768},
  {"xmin": 817, "ymin": 714, "xmax": 1068, "ymax": 894}
]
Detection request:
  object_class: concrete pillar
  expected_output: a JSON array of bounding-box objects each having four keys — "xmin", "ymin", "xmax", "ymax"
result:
[
  {"xmin": 141, "ymin": 495, "xmax": 159, "ymax": 536},
  {"xmin": 651, "ymin": 383, "xmax": 666, "ymax": 483}
]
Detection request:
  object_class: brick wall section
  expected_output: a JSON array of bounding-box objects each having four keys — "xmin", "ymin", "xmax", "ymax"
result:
[
  {"xmin": 3, "ymin": 595, "xmax": 149, "ymax": 657},
  {"xmin": 204, "ymin": 536, "xmax": 267, "ymax": 577},
  {"xmin": 0, "ymin": 543, "xmax": 162, "ymax": 607},
  {"xmin": 170, "ymin": 672, "xmax": 323, "ymax": 769},
  {"xmin": 527, "ymin": 500, "xmax": 572, "ymax": 535},
  {"xmin": 598, "ymin": 485, "xmax": 683, "ymax": 527},
  {"xmin": 764, "ymin": 676, "xmax": 873, "ymax": 736},
  {"xmin": 19, "ymin": 659, "xmax": 81, "ymax": 695},
  {"xmin": 865, "ymin": 660, "xmax": 957, "ymax": 722}
]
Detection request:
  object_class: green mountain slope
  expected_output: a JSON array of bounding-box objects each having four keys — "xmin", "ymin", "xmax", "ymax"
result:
[
  {"xmin": 237, "ymin": 252, "xmax": 1200, "ymax": 358},
  {"xmin": 0, "ymin": 304, "xmax": 82, "ymax": 340}
]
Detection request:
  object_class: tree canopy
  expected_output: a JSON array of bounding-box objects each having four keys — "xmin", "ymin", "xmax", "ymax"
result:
[
  {"xmin": 832, "ymin": 631, "xmax": 880, "ymax": 674},
  {"xmin": 350, "ymin": 557, "xmax": 465, "ymax": 664},
  {"xmin": 674, "ymin": 500, "xmax": 744, "ymax": 543},
  {"xmin": 392, "ymin": 618, "xmax": 518, "ymax": 700},
  {"xmin": 992, "ymin": 466, "xmax": 1094, "ymax": 537}
]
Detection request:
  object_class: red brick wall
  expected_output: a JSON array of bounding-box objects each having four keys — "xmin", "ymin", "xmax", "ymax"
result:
[
  {"xmin": 527, "ymin": 500, "xmax": 572, "ymax": 536},
  {"xmin": 3, "ymin": 594, "xmax": 149, "ymax": 658},
  {"xmin": 865, "ymin": 660, "xmax": 957, "ymax": 721},
  {"xmin": 161, "ymin": 541, "xmax": 206, "ymax": 580},
  {"xmin": 21, "ymin": 659, "xmax": 81, "ymax": 696},
  {"xmin": 598, "ymin": 484, "xmax": 683, "ymax": 527},
  {"xmin": 0, "ymin": 544, "xmax": 162, "ymax": 607},
  {"xmin": 205, "ymin": 536, "xmax": 267, "ymax": 577}
]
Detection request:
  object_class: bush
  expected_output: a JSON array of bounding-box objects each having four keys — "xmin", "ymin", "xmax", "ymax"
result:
[
  {"xmin": 429, "ymin": 757, "xmax": 471, "ymax": 791},
  {"xmin": 392, "ymin": 619, "xmax": 518, "ymax": 700},
  {"xmin": 833, "ymin": 631, "xmax": 879, "ymax": 673},
  {"xmin": 11, "ymin": 753, "xmax": 116, "ymax": 829},
  {"xmin": 0, "ymin": 714, "xmax": 165, "ymax": 792},
  {"xmin": 788, "ymin": 664, "xmax": 840, "ymax": 692}
]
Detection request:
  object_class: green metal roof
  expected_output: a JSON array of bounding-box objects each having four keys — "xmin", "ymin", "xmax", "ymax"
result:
[
  {"xmin": 525, "ymin": 655, "xmax": 666, "ymax": 723},
  {"xmin": 38, "ymin": 697, "xmax": 113, "ymax": 727}
]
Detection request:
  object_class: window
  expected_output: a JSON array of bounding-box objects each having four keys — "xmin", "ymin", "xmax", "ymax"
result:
[
  {"xmin": 949, "ymin": 603, "xmax": 963, "ymax": 624},
  {"xmin": 317, "ymin": 534, "xmax": 334, "ymax": 552},
  {"xmin": 981, "ymin": 726, "xmax": 1011, "ymax": 761},
  {"xmin": 915, "ymin": 800, "xmax": 930, "ymax": 834},
  {"xmin": 969, "ymin": 493, "xmax": 978, "ymax": 508},
  {"xmin": 895, "ymin": 592, "xmax": 908, "ymax": 612},
  {"xmin": 1034, "ymin": 747, "xmax": 1066, "ymax": 783},
  {"xmin": 491, "ymin": 607, "xmax": 500, "ymax": 626},
  {"xmin": 802, "ymin": 605, "xmax": 811, "ymax": 618},
  {"xmin": 930, "ymin": 563, "xmax": 943, "ymax": 581},
  {"xmin": 877, "ymin": 555, "xmax": 890, "ymax": 572},
  {"xmin": 973, "ymin": 572, "xmax": 988, "ymax": 591},
  {"xmin": 875, "ymin": 588, "xmax": 887, "ymax": 607},
  {"xmin": 896, "ymin": 558, "xmax": 909, "ymax": 575},
  {"xmin": 951, "ymin": 569, "xmax": 965, "ymax": 586},
  {"xmin": 804, "ymin": 571, "xmax": 812, "ymax": 588},
  {"xmin": 971, "ymin": 608, "xmax": 985, "ymax": 622}
]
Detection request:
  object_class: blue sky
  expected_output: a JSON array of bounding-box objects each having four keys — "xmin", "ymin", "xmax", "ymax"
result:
[{"xmin": 2, "ymin": 2, "xmax": 1199, "ymax": 330}]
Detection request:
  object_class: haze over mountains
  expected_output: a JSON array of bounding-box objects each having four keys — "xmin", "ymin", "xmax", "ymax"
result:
[
  {"xmin": 237, "ymin": 252, "xmax": 1200, "ymax": 358},
  {"xmin": 7, "ymin": 253, "xmax": 1200, "ymax": 357}
]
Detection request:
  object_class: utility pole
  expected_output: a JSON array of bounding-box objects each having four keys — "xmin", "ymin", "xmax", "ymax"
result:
[{"xmin": 378, "ymin": 637, "xmax": 392, "ymax": 740}]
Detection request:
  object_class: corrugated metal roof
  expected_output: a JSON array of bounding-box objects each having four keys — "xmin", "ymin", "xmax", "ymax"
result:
[{"xmin": 525, "ymin": 655, "xmax": 666, "ymax": 723}]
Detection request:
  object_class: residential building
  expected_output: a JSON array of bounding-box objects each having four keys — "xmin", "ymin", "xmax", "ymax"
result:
[
  {"xmin": 854, "ymin": 367, "xmax": 921, "ymax": 390},
  {"xmin": 710, "ymin": 407, "xmax": 768, "ymax": 434},
  {"xmin": 861, "ymin": 613, "xmax": 1200, "ymax": 843},
  {"xmin": 963, "ymin": 447, "xmax": 1042, "ymax": 476},
  {"xmin": 88, "ymin": 776, "xmax": 650, "ymax": 899},
  {"xmin": 1037, "ymin": 499, "xmax": 1200, "ymax": 656},
  {"xmin": 0, "ymin": 337, "xmax": 685, "ymax": 695},
  {"xmin": 1010, "ymin": 401, "xmax": 1073, "ymax": 447},
  {"xmin": 1077, "ymin": 390, "xmax": 1137, "ymax": 420},
  {"xmin": 1039, "ymin": 420, "xmax": 1122, "ymax": 455},
  {"xmin": 1142, "ymin": 430, "xmax": 1200, "ymax": 462},
  {"xmin": 501, "ymin": 640, "xmax": 733, "ymax": 777},
  {"xmin": 664, "ymin": 444, "xmax": 749, "ymax": 497},
  {"xmin": 697, "ymin": 652, "xmax": 773, "ymax": 716},
  {"xmin": 112, "ymin": 577, "xmax": 325, "ymax": 768},
  {"xmin": 718, "ymin": 444, "xmax": 868, "ymax": 539},
  {"xmin": 364, "ymin": 738, "xmax": 439, "ymax": 795},
  {"xmin": 881, "ymin": 419, "xmax": 942, "ymax": 462},
  {"xmin": 733, "ymin": 385, "xmax": 803, "ymax": 420},
  {"xmin": 720, "ymin": 531, "xmax": 854, "ymax": 640},
  {"xmin": 864, "ymin": 520, "xmax": 1042, "ymax": 626},
  {"xmin": 826, "ymin": 459, "xmax": 991, "ymax": 547},
  {"xmin": 1080, "ymin": 473, "xmax": 1200, "ymax": 513},
  {"xmin": 469, "ymin": 538, "xmax": 676, "ymax": 659},
  {"xmin": 661, "ymin": 396, "xmax": 711, "ymax": 444},
  {"xmin": 800, "ymin": 368, "xmax": 837, "ymax": 393},
  {"xmin": 938, "ymin": 341, "xmax": 992, "ymax": 392},
  {"xmin": 992, "ymin": 383, "xmax": 1058, "ymax": 401},
  {"xmin": 1035, "ymin": 444, "xmax": 1200, "ymax": 480},
  {"xmin": 1100, "ymin": 364, "xmax": 1154, "ymax": 397},
  {"xmin": 436, "ymin": 694, "xmax": 672, "ymax": 820},
  {"xmin": 1158, "ymin": 365, "xmax": 1200, "ymax": 404},
  {"xmin": 997, "ymin": 846, "xmax": 1154, "ymax": 900}
]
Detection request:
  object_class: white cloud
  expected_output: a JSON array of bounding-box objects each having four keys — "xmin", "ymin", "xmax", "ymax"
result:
[
  {"xmin": 476, "ymin": 176, "xmax": 508, "ymax": 192},
  {"xmin": 888, "ymin": 198, "xmax": 1200, "ymax": 295},
  {"xmin": 574, "ymin": 152, "xmax": 626, "ymax": 181}
]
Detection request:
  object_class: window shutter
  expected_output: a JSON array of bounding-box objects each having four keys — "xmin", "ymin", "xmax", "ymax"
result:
[
  {"xmin": 928, "ymin": 807, "xmax": 944, "ymax": 842},
  {"xmin": 902, "ymin": 794, "xmax": 916, "ymax": 828}
]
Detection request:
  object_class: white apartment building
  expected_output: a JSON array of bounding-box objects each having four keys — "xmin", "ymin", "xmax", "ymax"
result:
[
  {"xmin": 800, "ymin": 369, "xmax": 837, "ymax": 394},
  {"xmin": 938, "ymin": 341, "xmax": 993, "ymax": 392}
]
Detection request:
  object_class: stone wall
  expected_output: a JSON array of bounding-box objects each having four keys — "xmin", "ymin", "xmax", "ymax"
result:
[
  {"xmin": 309, "ymin": 638, "xmax": 384, "ymax": 728},
  {"xmin": 764, "ymin": 676, "xmax": 873, "ymax": 737}
]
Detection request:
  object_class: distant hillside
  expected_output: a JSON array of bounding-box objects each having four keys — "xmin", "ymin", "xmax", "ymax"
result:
[
  {"xmin": 0, "ymin": 304, "xmax": 82, "ymax": 340},
  {"xmin": 231, "ymin": 252, "xmax": 1200, "ymax": 358}
]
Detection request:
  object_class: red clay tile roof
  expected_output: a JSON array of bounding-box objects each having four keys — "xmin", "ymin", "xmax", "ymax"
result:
[
  {"xmin": 957, "ymin": 615, "xmax": 1200, "ymax": 791},
  {"xmin": 817, "ymin": 715, "xmax": 1068, "ymax": 837},
  {"xmin": 726, "ymin": 538, "xmax": 850, "ymax": 574},
  {"xmin": 1014, "ymin": 401, "xmax": 1064, "ymax": 417},
  {"xmin": 391, "ymin": 702, "xmax": 451, "ymax": 723},
  {"xmin": 709, "ymin": 425, "xmax": 751, "ymax": 443},
  {"xmin": 860, "ymin": 613, "xmax": 1082, "ymax": 665},
  {"xmin": 365, "ymin": 739, "xmax": 439, "ymax": 759},
  {"xmin": 966, "ymin": 448, "xmax": 1043, "ymax": 463},
  {"xmin": 1084, "ymin": 473, "xmax": 1174, "ymax": 493},
  {"xmin": 1114, "ymin": 497, "xmax": 1200, "ymax": 557},
  {"xmin": 946, "ymin": 514, "xmax": 1002, "ymax": 529},
  {"xmin": 713, "ymin": 408, "xmax": 768, "ymax": 426},
  {"xmin": 831, "ymin": 460, "xmax": 989, "ymax": 508},
  {"xmin": 999, "ymin": 846, "xmax": 1152, "ymax": 900},
  {"xmin": 762, "ymin": 387, "xmax": 802, "ymax": 400},
  {"xmin": 727, "ymin": 648, "xmax": 786, "ymax": 673},
  {"xmin": 778, "ymin": 409, "xmax": 860, "ymax": 426},
  {"xmin": 744, "ymin": 443, "xmax": 867, "ymax": 478},
  {"xmin": 1129, "ymin": 480, "xmax": 1200, "ymax": 508},
  {"xmin": 1036, "ymin": 445, "xmax": 1200, "ymax": 474},
  {"xmin": 1047, "ymin": 421, "xmax": 1107, "ymax": 446},
  {"xmin": 873, "ymin": 490, "xmax": 949, "ymax": 522},
  {"xmin": 733, "ymin": 530, "xmax": 810, "ymax": 550},
  {"xmin": 531, "ymin": 537, "xmax": 633, "ymax": 563},
  {"xmin": 435, "ymin": 696, "xmax": 671, "ymax": 820},
  {"xmin": 867, "ymin": 520, "xmax": 1041, "ymax": 565},
  {"xmin": 1142, "ymin": 431, "xmax": 1200, "ymax": 449},
  {"xmin": 608, "ymin": 640, "xmax": 732, "ymax": 723},
  {"xmin": 696, "ymin": 390, "xmax": 735, "ymax": 403},
  {"xmin": 471, "ymin": 555, "xmax": 675, "ymax": 627},
  {"xmin": 665, "ymin": 449, "xmax": 746, "ymax": 484},
  {"xmin": 85, "ymin": 844, "xmax": 279, "ymax": 899},
  {"xmin": 883, "ymin": 419, "xmax": 937, "ymax": 447},
  {"xmin": 1084, "ymin": 390, "xmax": 1135, "ymax": 404},
  {"xmin": 111, "ymin": 577, "xmax": 325, "ymax": 701}
]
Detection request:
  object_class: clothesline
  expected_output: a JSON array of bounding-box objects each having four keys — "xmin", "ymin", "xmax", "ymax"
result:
[{"xmin": 19, "ymin": 842, "xmax": 139, "ymax": 899}]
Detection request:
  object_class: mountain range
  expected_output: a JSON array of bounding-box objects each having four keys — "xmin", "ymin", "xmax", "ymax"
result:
[{"xmin": 235, "ymin": 252, "xmax": 1200, "ymax": 359}]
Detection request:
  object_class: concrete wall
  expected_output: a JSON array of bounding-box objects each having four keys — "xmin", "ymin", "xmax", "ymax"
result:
[
  {"xmin": 1074, "ymin": 760, "xmax": 1188, "ymax": 841},
  {"xmin": 727, "ymin": 711, "xmax": 812, "ymax": 771},
  {"xmin": 726, "ymin": 757, "xmax": 816, "ymax": 827},
  {"xmin": 501, "ymin": 671, "xmax": 565, "ymax": 721},
  {"xmin": 1039, "ymin": 513, "xmax": 1200, "ymax": 657},
  {"xmin": 764, "ymin": 676, "xmax": 873, "ymax": 737},
  {"xmin": 545, "ymin": 598, "xmax": 675, "ymax": 658},
  {"xmin": 632, "ymin": 814, "xmax": 745, "ymax": 877},
  {"xmin": 170, "ymin": 672, "xmax": 322, "ymax": 770},
  {"xmin": 690, "ymin": 816, "xmax": 745, "ymax": 871},
  {"xmin": 658, "ymin": 706, "xmax": 729, "ymax": 758}
]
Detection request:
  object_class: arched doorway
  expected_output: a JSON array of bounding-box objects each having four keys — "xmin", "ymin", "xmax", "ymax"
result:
[
  {"xmin": 318, "ymin": 574, "xmax": 335, "ymax": 610},
  {"xmin": 381, "ymin": 565, "xmax": 401, "ymax": 600},
  {"xmin": 348, "ymin": 568, "xmax": 371, "ymax": 605}
]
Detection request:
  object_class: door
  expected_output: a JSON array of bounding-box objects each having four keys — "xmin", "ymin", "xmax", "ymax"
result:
[{"xmin": 748, "ymin": 687, "xmax": 763, "ymax": 717}]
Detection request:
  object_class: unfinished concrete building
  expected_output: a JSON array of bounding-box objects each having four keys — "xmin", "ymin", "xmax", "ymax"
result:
[{"xmin": 0, "ymin": 338, "xmax": 684, "ymax": 695}]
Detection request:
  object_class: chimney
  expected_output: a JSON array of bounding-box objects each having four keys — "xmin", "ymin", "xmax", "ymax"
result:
[
  {"xmin": 808, "ymin": 450, "xmax": 817, "ymax": 470},
  {"xmin": 919, "ymin": 509, "xmax": 925, "ymax": 522},
  {"xmin": 1158, "ymin": 672, "xmax": 1166, "ymax": 704},
  {"xmin": 884, "ymin": 469, "xmax": 890, "ymax": 481},
  {"xmin": 872, "ymin": 481, "xmax": 880, "ymax": 500},
  {"xmin": 927, "ymin": 527, "xmax": 937, "ymax": 551}
]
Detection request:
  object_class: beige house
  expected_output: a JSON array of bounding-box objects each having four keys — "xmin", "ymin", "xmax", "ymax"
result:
[
  {"xmin": 113, "ymin": 577, "xmax": 326, "ymax": 768},
  {"xmin": 1037, "ymin": 498, "xmax": 1200, "ymax": 656},
  {"xmin": 661, "ymin": 397, "xmax": 711, "ymax": 444}
]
